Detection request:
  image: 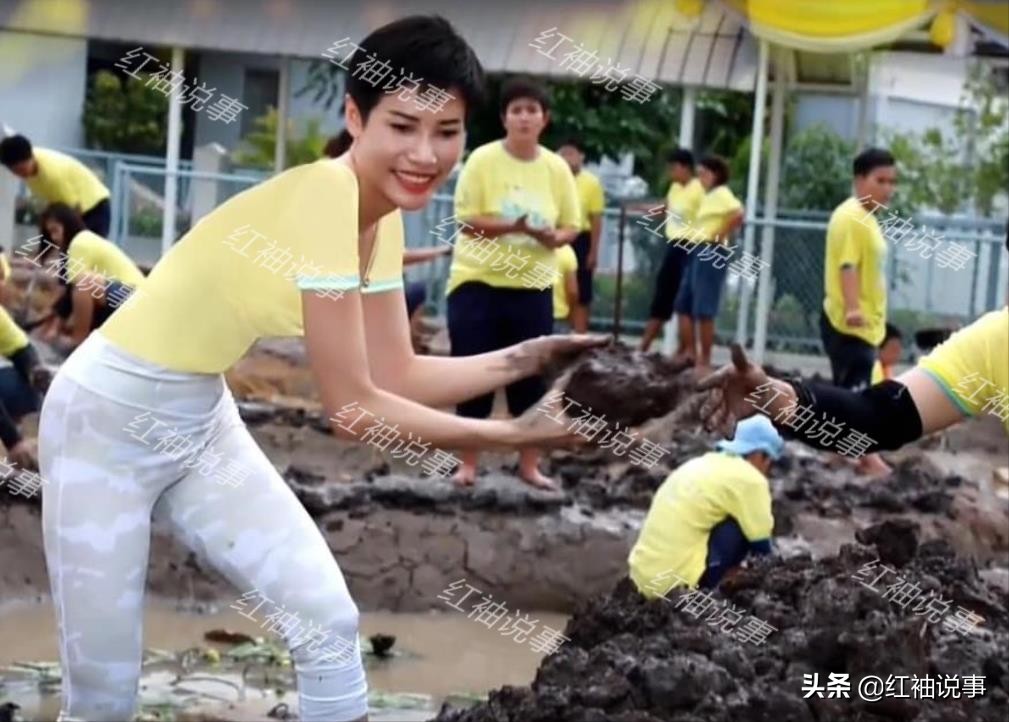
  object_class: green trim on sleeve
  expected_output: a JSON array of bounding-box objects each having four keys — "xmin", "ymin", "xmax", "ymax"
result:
[
  {"xmin": 920, "ymin": 367, "xmax": 974, "ymax": 418},
  {"xmin": 361, "ymin": 278, "xmax": 405, "ymax": 294},
  {"xmin": 296, "ymin": 274, "xmax": 360, "ymax": 291}
]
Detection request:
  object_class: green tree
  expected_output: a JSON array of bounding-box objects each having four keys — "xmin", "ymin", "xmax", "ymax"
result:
[
  {"xmin": 885, "ymin": 61, "xmax": 1009, "ymax": 217},
  {"xmin": 231, "ymin": 107, "xmax": 328, "ymax": 170},
  {"xmin": 779, "ymin": 124, "xmax": 854, "ymax": 210},
  {"xmin": 82, "ymin": 70, "xmax": 168, "ymax": 155}
]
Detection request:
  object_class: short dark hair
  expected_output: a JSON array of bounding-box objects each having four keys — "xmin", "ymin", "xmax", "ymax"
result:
[
  {"xmin": 699, "ymin": 154, "xmax": 730, "ymax": 187},
  {"xmin": 346, "ymin": 15, "xmax": 485, "ymax": 122},
  {"xmin": 882, "ymin": 322, "xmax": 903, "ymax": 345},
  {"xmin": 500, "ymin": 76, "xmax": 550, "ymax": 116},
  {"xmin": 557, "ymin": 138, "xmax": 585, "ymax": 153},
  {"xmin": 323, "ymin": 131, "xmax": 353, "ymax": 158},
  {"xmin": 0, "ymin": 134, "xmax": 33, "ymax": 167},
  {"xmin": 666, "ymin": 148, "xmax": 695, "ymax": 168},
  {"xmin": 853, "ymin": 148, "xmax": 895, "ymax": 177}
]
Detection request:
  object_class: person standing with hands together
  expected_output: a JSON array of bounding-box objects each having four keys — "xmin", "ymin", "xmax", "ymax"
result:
[{"xmin": 445, "ymin": 77, "xmax": 581, "ymax": 489}]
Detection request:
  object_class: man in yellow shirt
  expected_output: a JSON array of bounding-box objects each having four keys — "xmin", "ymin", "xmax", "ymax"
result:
[
  {"xmin": 821, "ymin": 148, "xmax": 896, "ymax": 476},
  {"xmin": 821, "ymin": 148, "xmax": 896, "ymax": 390},
  {"xmin": 1, "ymin": 135, "xmax": 112, "ymax": 236},
  {"xmin": 640, "ymin": 148, "xmax": 706, "ymax": 353},
  {"xmin": 557, "ymin": 138, "xmax": 604, "ymax": 333},
  {"xmin": 629, "ymin": 415, "xmax": 783, "ymax": 597},
  {"xmin": 552, "ymin": 243, "xmax": 579, "ymax": 333}
]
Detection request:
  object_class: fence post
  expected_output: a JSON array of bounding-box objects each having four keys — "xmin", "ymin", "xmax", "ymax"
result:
[
  {"xmin": 191, "ymin": 143, "xmax": 228, "ymax": 224},
  {"xmin": 752, "ymin": 50, "xmax": 787, "ymax": 364}
]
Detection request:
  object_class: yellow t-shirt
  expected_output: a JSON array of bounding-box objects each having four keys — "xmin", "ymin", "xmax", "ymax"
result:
[
  {"xmin": 101, "ymin": 159, "xmax": 404, "ymax": 374},
  {"xmin": 689, "ymin": 185, "xmax": 743, "ymax": 244},
  {"xmin": 0, "ymin": 251, "xmax": 11, "ymax": 283},
  {"xmin": 66, "ymin": 230, "xmax": 146, "ymax": 287},
  {"xmin": 628, "ymin": 451, "xmax": 774, "ymax": 598},
  {"xmin": 0, "ymin": 305, "xmax": 29, "ymax": 358},
  {"xmin": 552, "ymin": 244, "xmax": 578, "ymax": 320},
  {"xmin": 823, "ymin": 196, "xmax": 888, "ymax": 346},
  {"xmin": 447, "ymin": 141, "xmax": 580, "ymax": 294},
  {"xmin": 574, "ymin": 169, "xmax": 605, "ymax": 232},
  {"xmin": 25, "ymin": 148, "xmax": 110, "ymax": 211},
  {"xmin": 665, "ymin": 177, "xmax": 705, "ymax": 239},
  {"xmin": 918, "ymin": 307, "xmax": 1008, "ymax": 433}
]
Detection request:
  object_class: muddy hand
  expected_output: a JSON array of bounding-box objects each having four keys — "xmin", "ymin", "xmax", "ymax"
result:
[
  {"xmin": 493, "ymin": 334, "xmax": 608, "ymax": 377},
  {"xmin": 695, "ymin": 343, "xmax": 770, "ymax": 438},
  {"xmin": 510, "ymin": 371, "xmax": 591, "ymax": 449}
]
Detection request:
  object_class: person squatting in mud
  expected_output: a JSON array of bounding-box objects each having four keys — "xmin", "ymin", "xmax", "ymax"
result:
[
  {"xmin": 629, "ymin": 414, "xmax": 785, "ymax": 598},
  {"xmin": 34, "ymin": 202, "xmax": 147, "ymax": 353},
  {"xmin": 698, "ymin": 233, "xmax": 1009, "ymax": 456},
  {"xmin": 37, "ymin": 16, "xmax": 601, "ymax": 722}
]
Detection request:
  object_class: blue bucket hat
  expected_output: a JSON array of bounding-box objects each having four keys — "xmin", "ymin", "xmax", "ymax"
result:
[{"xmin": 716, "ymin": 415, "xmax": 784, "ymax": 460}]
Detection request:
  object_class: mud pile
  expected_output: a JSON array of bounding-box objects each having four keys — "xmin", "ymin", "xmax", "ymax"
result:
[
  {"xmin": 435, "ymin": 520, "xmax": 1009, "ymax": 722},
  {"xmin": 559, "ymin": 345, "xmax": 695, "ymax": 428}
]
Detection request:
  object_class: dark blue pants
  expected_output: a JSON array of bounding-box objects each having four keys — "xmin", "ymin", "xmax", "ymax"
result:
[
  {"xmin": 447, "ymin": 282, "xmax": 552, "ymax": 418},
  {"xmin": 819, "ymin": 311, "xmax": 875, "ymax": 391},
  {"xmin": 0, "ymin": 365, "xmax": 40, "ymax": 419},
  {"xmin": 697, "ymin": 517, "xmax": 751, "ymax": 589}
]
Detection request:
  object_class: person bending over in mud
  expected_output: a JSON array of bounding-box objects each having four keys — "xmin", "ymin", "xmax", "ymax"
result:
[
  {"xmin": 698, "ymin": 237, "xmax": 1008, "ymax": 454},
  {"xmin": 0, "ymin": 304, "xmax": 51, "ymax": 469},
  {"xmin": 629, "ymin": 415, "xmax": 783, "ymax": 597},
  {"xmin": 33, "ymin": 202, "xmax": 145, "ymax": 352},
  {"xmin": 38, "ymin": 16, "xmax": 599, "ymax": 722}
]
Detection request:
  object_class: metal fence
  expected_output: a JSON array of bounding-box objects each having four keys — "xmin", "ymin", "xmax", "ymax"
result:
[{"xmin": 77, "ymin": 161, "xmax": 1007, "ymax": 355}]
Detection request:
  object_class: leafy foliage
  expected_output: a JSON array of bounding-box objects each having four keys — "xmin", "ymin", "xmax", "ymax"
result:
[
  {"xmin": 231, "ymin": 107, "xmax": 329, "ymax": 170},
  {"xmin": 885, "ymin": 61, "xmax": 1009, "ymax": 217},
  {"xmin": 779, "ymin": 124, "xmax": 855, "ymax": 210},
  {"xmin": 82, "ymin": 70, "xmax": 168, "ymax": 155}
]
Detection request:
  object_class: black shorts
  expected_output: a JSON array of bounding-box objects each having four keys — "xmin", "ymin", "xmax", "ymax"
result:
[
  {"xmin": 571, "ymin": 231, "xmax": 594, "ymax": 305},
  {"xmin": 819, "ymin": 312, "xmax": 876, "ymax": 391},
  {"xmin": 447, "ymin": 282, "xmax": 553, "ymax": 418},
  {"xmin": 81, "ymin": 198, "xmax": 111, "ymax": 238},
  {"xmin": 648, "ymin": 242, "xmax": 691, "ymax": 321}
]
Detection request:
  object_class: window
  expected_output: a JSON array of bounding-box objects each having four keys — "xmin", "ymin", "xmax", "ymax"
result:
[{"xmin": 242, "ymin": 68, "xmax": 279, "ymax": 135}]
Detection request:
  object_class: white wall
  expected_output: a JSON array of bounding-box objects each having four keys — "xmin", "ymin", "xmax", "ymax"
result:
[{"xmin": 0, "ymin": 30, "xmax": 87, "ymax": 147}]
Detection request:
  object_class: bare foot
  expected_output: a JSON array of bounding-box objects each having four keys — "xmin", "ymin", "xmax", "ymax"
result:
[
  {"xmin": 856, "ymin": 453, "xmax": 892, "ymax": 479},
  {"xmin": 518, "ymin": 467, "xmax": 560, "ymax": 491}
]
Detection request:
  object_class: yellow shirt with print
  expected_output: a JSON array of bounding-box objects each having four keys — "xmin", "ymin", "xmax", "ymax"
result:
[
  {"xmin": 0, "ymin": 305, "xmax": 29, "ymax": 358},
  {"xmin": 67, "ymin": 230, "xmax": 146, "ymax": 287},
  {"xmin": 665, "ymin": 177, "xmax": 705, "ymax": 240},
  {"xmin": 918, "ymin": 307, "xmax": 1008, "ymax": 433},
  {"xmin": 823, "ymin": 196, "xmax": 888, "ymax": 346},
  {"xmin": 101, "ymin": 159, "xmax": 404, "ymax": 374},
  {"xmin": 628, "ymin": 451, "xmax": 774, "ymax": 598},
  {"xmin": 574, "ymin": 169, "xmax": 605, "ymax": 232},
  {"xmin": 552, "ymin": 244, "xmax": 578, "ymax": 320},
  {"xmin": 689, "ymin": 185, "xmax": 743, "ymax": 244},
  {"xmin": 447, "ymin": 141, "xmax": 580, "ymax": 294},
  {"xmin": 25, "ymin": 148, "xmax": 110, "ymax": 211}
]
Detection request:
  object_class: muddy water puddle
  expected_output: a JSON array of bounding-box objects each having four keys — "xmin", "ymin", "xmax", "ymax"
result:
[{"xmin": 0, "ymin": 598, "xmax": 567, "ymax": 721}]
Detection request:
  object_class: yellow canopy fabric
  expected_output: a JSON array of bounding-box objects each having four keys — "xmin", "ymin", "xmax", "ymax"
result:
[{"xmin": 673, "ymin": 0, "xmax": 1008, "ymax": 51}]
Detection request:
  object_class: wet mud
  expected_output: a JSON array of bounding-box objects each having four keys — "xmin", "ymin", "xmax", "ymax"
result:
[{"xmin": 435, "ymin": 520, "xmax": 1009, "ymax": 722}]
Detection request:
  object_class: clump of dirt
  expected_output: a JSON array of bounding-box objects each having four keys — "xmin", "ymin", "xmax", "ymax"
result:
[
  {"xmin": 559, "ymin": 345, "xmax": 695, "ymax": 428},
  {"xmin": 435, "ymin": 522, "xmax": 1009, "ymax": 722}
]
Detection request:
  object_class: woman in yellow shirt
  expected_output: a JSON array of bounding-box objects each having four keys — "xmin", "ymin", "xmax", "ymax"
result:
[
  {"xmin": 36, "ymin": 17, "xmax": 596, "ymax": 722},
  {"xmin": 35, "ymin": 202, "xmax": 145, "ymax": 351},
  {"xmin": 445, "ymin": 77, "xmax": 581, "ymax": 490},
  {"xmin": 674, "ymin": 156, "xmax": 744, "ymax": 373}
]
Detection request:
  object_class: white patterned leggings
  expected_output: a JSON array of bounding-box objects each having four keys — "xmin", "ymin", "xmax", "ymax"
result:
[{"xmin": 37, "ymin": 333, "xmax": 368, "ymax": 722}]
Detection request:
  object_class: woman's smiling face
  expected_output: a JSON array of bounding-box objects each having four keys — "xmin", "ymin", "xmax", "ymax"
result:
[{"xmin": 346, "ymin": 87, "xmax": 467, "ymax": 212}]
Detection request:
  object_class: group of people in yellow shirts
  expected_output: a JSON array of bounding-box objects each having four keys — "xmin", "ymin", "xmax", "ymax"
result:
[
  {"xmin": 0, "ymin": 133, "xmax": 147, "ymax": 470},
  {"xmin": 0, "ymin": 15, "xmax": 1001, "ymax": 722}
]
